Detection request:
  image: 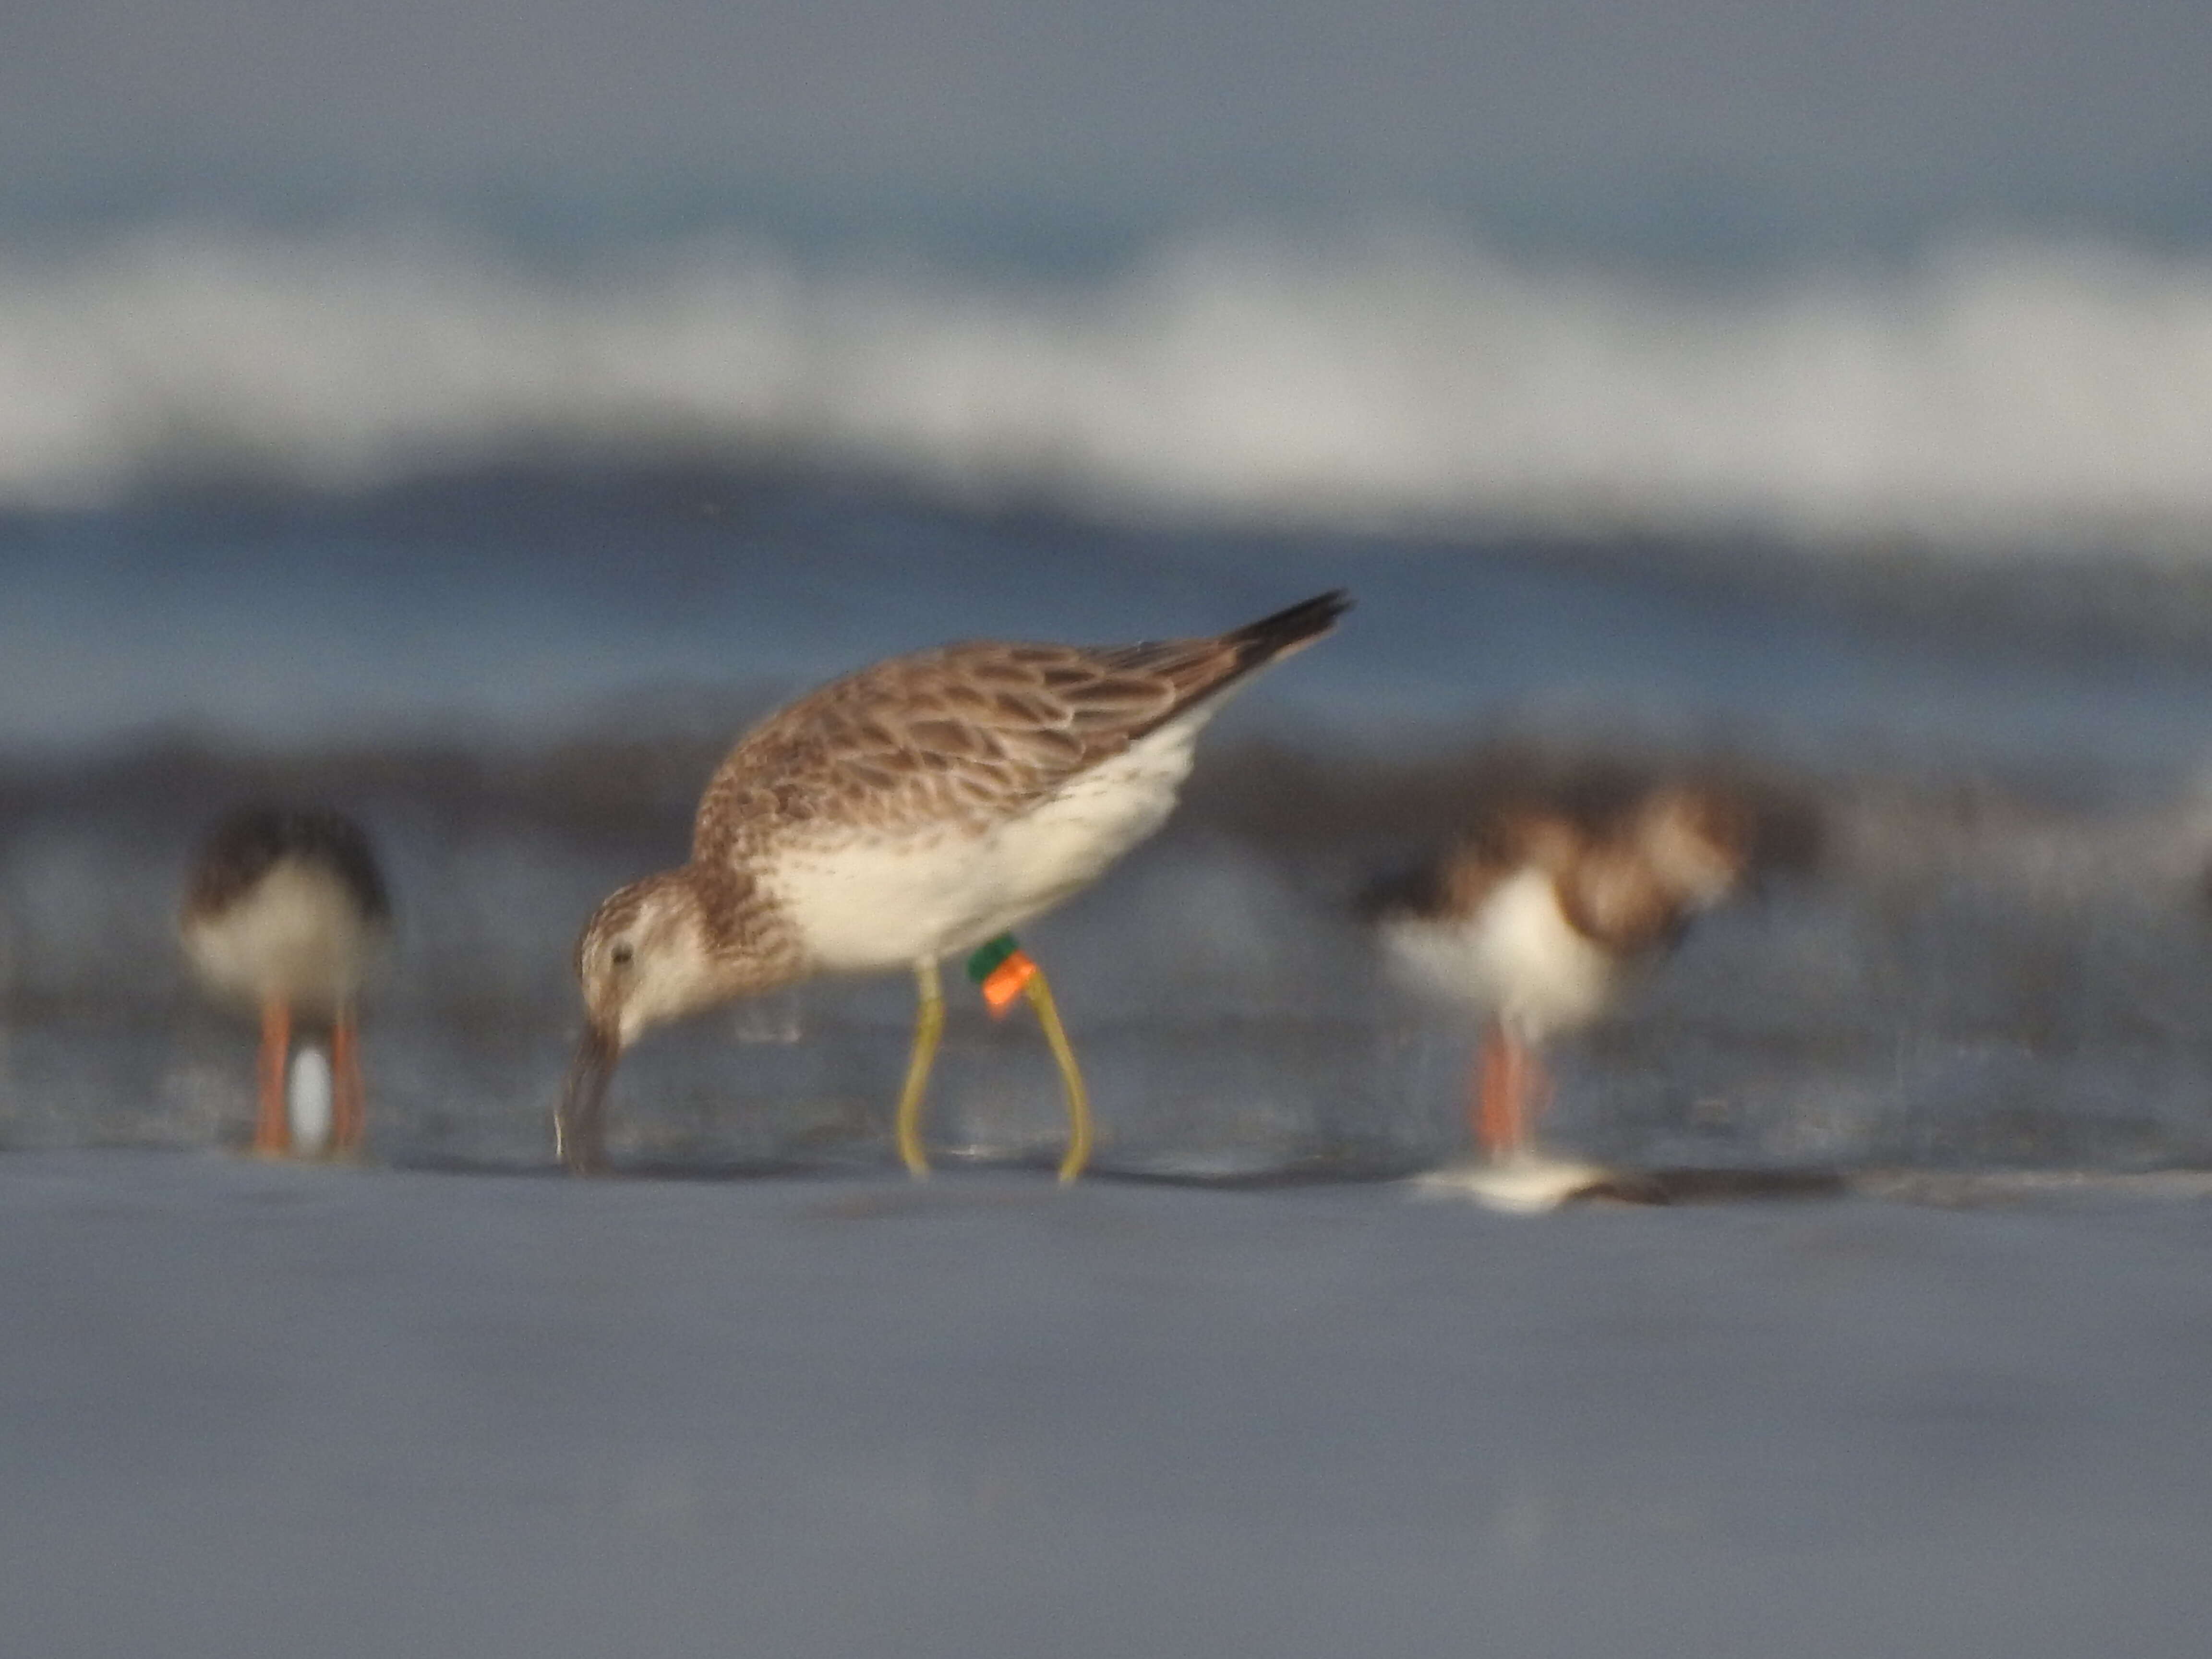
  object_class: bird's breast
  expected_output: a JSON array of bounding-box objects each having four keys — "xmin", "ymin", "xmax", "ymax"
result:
[
  {"xmin": 763, "ymin": 717, "xmax": 1202, "ymax": 974},
  {"xmin": 1382, "ymin": 867, "xmax": 1621, "ymax": 1039},
  {"xmin": 180, "ymin": 861, "xmax": 385, "ymax": 1012}
]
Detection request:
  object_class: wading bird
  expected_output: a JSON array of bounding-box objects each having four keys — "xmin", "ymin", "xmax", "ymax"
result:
[
  {"xmin": 560, "ymin": 591, "xmax": 1351, "ymax": 1178},
  {"xmin": 180, "ymin": 805, "xmax": 390, "ymax": 1158},
  {"xmin": 1365, "ymin": 779, "xmax": 1755, "ymax": 1209}
]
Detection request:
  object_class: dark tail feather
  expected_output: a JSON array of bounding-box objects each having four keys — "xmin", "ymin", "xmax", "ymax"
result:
[
  {"xmin": 1224, "ymin": 589, "xmax": 1353, "ymax": 672},
  {"xmin": 1110, "ymin": 588, "xmax": 1352, "ymax": 738}
]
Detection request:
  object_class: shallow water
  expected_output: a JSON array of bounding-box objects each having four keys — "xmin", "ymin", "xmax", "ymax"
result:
[
  {"xmin": 8, "ymin": 474, "xmax": 2212, "ymax": 1174},
  {"xmin": 7, "ymin": 741, "xmax": 2212, "ymax": 1177}
]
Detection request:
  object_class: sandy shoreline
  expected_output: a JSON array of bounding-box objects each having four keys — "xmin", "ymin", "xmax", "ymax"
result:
[{"xmin": 4, "ymin": 1150, "xmax": 2209, "ymax": 1657}]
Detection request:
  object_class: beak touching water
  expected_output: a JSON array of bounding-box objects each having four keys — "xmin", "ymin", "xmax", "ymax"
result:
[{"xmin": 557, "ymin": 1022, "xmax": 619, "ymax": 1175}]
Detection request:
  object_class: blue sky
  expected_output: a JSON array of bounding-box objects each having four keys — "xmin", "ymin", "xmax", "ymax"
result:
[{"xmin": 8, "ymin": 0, "xmax": 2212, "ymax": 252}]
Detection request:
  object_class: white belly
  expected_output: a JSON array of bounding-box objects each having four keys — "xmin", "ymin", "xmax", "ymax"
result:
[
  {"xmin": 1382, "ymin": 868, "xmax": 1619, "ymax": 1040},
  {"xmin": 768, "ymin": 711, "xmax": 1207, "ymax": 974},
  {"xmin": 181, "ymin": 862, "xmax": 383, "ymax": 1013}
]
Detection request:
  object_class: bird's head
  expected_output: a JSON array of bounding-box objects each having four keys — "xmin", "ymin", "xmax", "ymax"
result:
[
  {"xmin": 557, "ymin": 865, "xmax": 799, "ymax": 1173},
  {"xmin": 574, "ymin": 869, "xmax": 728, "ymax": 1048},
  {"xmin": 1635, "ymin": 787, "xmax": 1754, "ymax": 912},
  {"xmin": 558, "ymin": 870, "xmax": 719, "ymax": 1173}
]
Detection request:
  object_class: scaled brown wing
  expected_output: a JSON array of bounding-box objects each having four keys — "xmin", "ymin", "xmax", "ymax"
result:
[{"xmin": 690, "ymin": 635, "xmax": 1252, "ymax": 859}]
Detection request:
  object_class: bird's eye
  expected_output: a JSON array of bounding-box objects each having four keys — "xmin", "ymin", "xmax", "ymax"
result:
[{"xmin": 610, "ymin": 941, "xmax": 635, "ymax": 969}]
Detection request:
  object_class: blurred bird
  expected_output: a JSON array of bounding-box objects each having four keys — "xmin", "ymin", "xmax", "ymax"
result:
[
  {"xmin": 1363, "ymin": 780, "xmax": 1754, "ymax": 1208},
  {"xmin": 180, "ymin": 806, "xmax": 391, "ymax": 1159},
  {"xmin": 560, "ymin": 590, "xmax": 1352, "ymax": 1179}
]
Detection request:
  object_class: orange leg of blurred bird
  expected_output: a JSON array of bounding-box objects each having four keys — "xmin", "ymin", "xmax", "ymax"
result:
[
  {"xmin": 1474, "ymin": 1021, "xmax": 1549, "ymax": 1162},
  {"xmin": 254, "ymin": 997, "xmax": 292, "ymax": 1157},
  {"xmin": 331, "ymin": 1009, "xmax": 366, "ymax": 1158}
]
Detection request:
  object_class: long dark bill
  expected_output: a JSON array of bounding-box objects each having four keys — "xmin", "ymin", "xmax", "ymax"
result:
[{"xmin": 556, "ymin": 1023, "xmax": 619, "ymax": 1175}]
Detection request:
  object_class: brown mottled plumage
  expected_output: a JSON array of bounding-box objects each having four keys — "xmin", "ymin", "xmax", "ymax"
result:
[
  {"xmin": 688, "ymin": 627, "xmax": 1333, "ymax": 854},
  {"xmin": 1373, "ymin": 785, "xmax": 1755, "ymax": 958},
  {"xmin": 560, "ymin": 591, "xmax": 1351, "ymax": 1176}
]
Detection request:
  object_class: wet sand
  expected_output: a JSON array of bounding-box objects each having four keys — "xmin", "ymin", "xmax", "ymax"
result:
[{"xmin": 3, "ymin": 1150, "xmax": 2209, "ymax": 1658}]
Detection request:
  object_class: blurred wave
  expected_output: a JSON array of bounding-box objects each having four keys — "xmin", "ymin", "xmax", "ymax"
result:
[{"xmin": 3, "ymin": 227, "xmax": 2211, "ymax": 547}]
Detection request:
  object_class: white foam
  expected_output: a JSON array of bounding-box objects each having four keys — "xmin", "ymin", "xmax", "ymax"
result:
[
  {"xmin": 286, "ymin": 1043, "xmax": 333, "ymax": 1155},
  {"xmin": 3, "ymin": 226, "xmax": 2212, "ymax": 546},
  {"xmin": 1409, "ymin": 1154, "xmax": 1619, "ymax": 1213}
]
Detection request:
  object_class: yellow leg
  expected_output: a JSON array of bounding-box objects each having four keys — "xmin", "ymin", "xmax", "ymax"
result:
[
  {"xmin": 893, "ymin": 959, "xmax": 946, "ymax": 1177},
  {"xmin": 1022, "ymin": 965, "xmax": 1093, "ymax": 1184}
]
